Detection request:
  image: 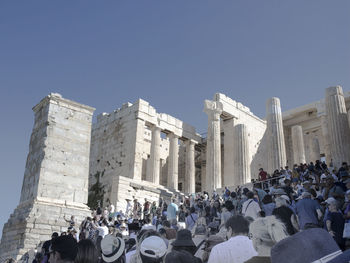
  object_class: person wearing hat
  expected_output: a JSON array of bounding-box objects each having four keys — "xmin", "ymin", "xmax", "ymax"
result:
[
  {"xmin": 139, "ymin": 236, "xmax": 167, "ymax": 263},
  {"xmin": 295, "ymin": 191, "xmax": 322, "ymax": 229},
  {"xmin": 49, "ymin": 235, "xmax": 78, "ymax": 263},
  {"xmin": 271, "ymin": 228, "xmax": 342, "ymax": 263},
  {"xmin": 208, "ymin": 215, "xmax": 257, "ymax": 263},
  {"xmin": 244, "ymin": 216, "xmax": 289, "ymax": 263},
  {"xmin": 101, "ymin": 234, "xmax": 126, "ymax": 263},
  {"xmin": 171, "ymin": 229, "xmax": 198, "ymax": 256}
]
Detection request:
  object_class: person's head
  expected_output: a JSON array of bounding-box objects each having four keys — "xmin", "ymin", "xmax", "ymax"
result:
[
  {"xmin": 325, "ymin": 197, "xmax": 338, "ymax": 212},
  {"xmin": 74, "ymin": 239, "xmax": 98, "ymax": 263},
  {"xmin": 262, "ymin": 195, "xmax": 273, "ymax": 205},
  {"xmin": 224, "ymin": 200, "xmax": 234, "ymax": 212},
  {"xmin": 100, "ymin": 235, "xmax": 126, "ymax": 263},
  {"xmin": 190, "ymin": 206, "xmax": 195, "ymax": 214},
  {"xmin": 51, "ymin": 232, "xmax": 59, "ymax": 240},
  {"xmin": 144, "ymin": 216, "xmax": 151, "ymax": 225},
  {"xmin": 171, "ymin": 229, "xmax": 196, "ymax": 255},
  {"xmin": 49, "ymin": 235, "xmax": 78, "ymax": 263},
  {"xmin": 246, "ymin": 191, "xmax": 254, "ymax": 200},
  {"xmin": 162, "ymin": 220, "xmax": 171, "ymax": 228},
  {"xmin": 230, "ymin": 192, "xmax": 237, "ymax": 199},
  {"xmin": 225, "ymin": 215, "xmax": 250, "ymax": 239},
  {"xmin": 249, "ymin": 216, "xmax": 288, "ymax": 256},
  {"xmin": 284, "ymin": 179, "xmax": 291, "ymax": 186},
  {"xmin": 140, "ymin": 236, "xmax": 167, "ymax": 263},
  {"xmin": 325, "ymin": 177, "xmax": 334, "ymax": 187}
]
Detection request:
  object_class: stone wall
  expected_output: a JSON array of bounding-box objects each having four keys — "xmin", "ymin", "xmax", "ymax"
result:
[{"xmin": 0, "ymin": 94, "xmax": 94, "ymax": 260}]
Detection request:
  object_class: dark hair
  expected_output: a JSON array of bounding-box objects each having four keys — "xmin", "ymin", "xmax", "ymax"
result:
[
  {"xmin": 74, "ymin": 239, "xmax": 98, "ymax": 263},
  {"xmin": 162, "ymin": 220, "xmax": 171, "ymax": 228},
  {"xmin": 140, "ymin": 254, "xmax": 164, "ymax": 263},
  {"xmin": 144, "ymin": 215, "xmax": 151, "ymax": 224},
  {"xmin": 224, "ymin": 200, "xmax": 234, "ymax": 212},
  {"xmin": 52, "ymin": 232, "xmax": 59, "ymax": 238},
  {"xmin": 230, "ymin": 192, "xmax": 237, "ymax": 198},
  {"xmin": 225, "ymin": 215, "xmax": 249, "ymax": 235},
  {"xmin": 272, "ymin": 206, "xmax": 296, "ymax": 235},
  {"xmin": 190, "ymin": 206, "xmax": 196, "ymax": 214},
  {"xmin": 51, "ymin": 235, "xmax": 78, "ymax": 261},
  {"xmin": 246, "ymin": 191, "xmax": 254, "ymax": 199},
  {"xmin": 262, "ymin": 194, "xmax": 273, "ymax": 204}
]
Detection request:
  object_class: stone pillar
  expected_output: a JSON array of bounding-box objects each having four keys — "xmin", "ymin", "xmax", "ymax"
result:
[
  {"xmin": 146, "ymin": 125, "xmax": 161, "ymax": 184},
  {"xmin": 310, "ymin": 137, "xmax": 321, "ymax": 162},
  {"xmin": 204, "ymin": 100, "xmax": 222, "ymax": 191},
  {"xmin": 185, "ymin": 140, "xmax": 196, "ymax": 194},
  {"xmin": 0, "ymin": 93, "xmax": 94, "ymax": 260},
  {"xmin": 167, "ymin": 133, "xmax": 179, "ymax": 190},
  {"xmin": 316, "ymin": 101, "xmax": 332, "ymax": 163},
  {"xmin": 129, "ymin": 118, "xmax": 145, "ymax": 180},
  {"xmin": 325, "ymin": 86, "xmax": 350, "ymax": 168},
  {"xmin": 223, "ymin": 118, "xmax": 235, "ymax": 187},
  {"xmin": 234, "ymin": 124, "xmax": 251, "ymax": 185},
  {"xmin": 200, "ymin": 146, "xmax": 206, "ymax": 192},
  {"xmin": 291, "ymin": 125, "xmax": 306, "ymax": 164},
  {"xmin": 266, "ymin": 97, "xmax": 287, "ymax": 172}
]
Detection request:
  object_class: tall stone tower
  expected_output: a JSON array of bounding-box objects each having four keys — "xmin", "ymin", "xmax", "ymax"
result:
[{"xmin": 0, "ymin": 93, "xmax": 95, "ymax": 260}]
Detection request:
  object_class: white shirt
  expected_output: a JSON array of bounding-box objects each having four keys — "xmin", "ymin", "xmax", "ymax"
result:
[
  {"xmin": 242, "ymin": 199, "xmax": 261, "ymax": 219},
  {"xmin": 97, "ymin": 225, "xmax": 109, "ymax": 238},
  {"xmin": 208, "ymin": 236, "xmax": 257, "ymax": 263}
]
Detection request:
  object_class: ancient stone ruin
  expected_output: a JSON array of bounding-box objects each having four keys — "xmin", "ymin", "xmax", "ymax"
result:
[{"xmin": 2, "ymin": 86, "xmax": 350, "ymax": 260}]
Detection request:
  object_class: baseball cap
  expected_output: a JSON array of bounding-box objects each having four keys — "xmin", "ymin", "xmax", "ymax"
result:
[{"xmin": 140, "ymin": 236, "xmax": 167, "ymax": 259}]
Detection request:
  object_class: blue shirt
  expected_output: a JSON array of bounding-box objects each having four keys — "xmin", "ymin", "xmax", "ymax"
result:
[
  {"xmin": 186, "ymin": 213, "xmax": 198, "ymax": 231},
  {"xmin": 262, "ymin": 203, "xmax": 275, "ymax": 216},
  {"xmin": 167, "ymin": 203, "xmax": 178, "ymax": 221},
  {"xmin": 295, "ymin": 198, "xmax": 321, "ymax": 229}
]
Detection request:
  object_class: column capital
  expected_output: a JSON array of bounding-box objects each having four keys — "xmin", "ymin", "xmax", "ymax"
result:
[
  {"xmin": 204, "ymin": 100, "xmax": 222, "ymax": 119},
  {"xmin": 167, "ymin": 132, "xmax": 180, "ymax": 139},
  {"xmin": 185, "ymin": 138, "xmax": 197, "ymax": 145}
]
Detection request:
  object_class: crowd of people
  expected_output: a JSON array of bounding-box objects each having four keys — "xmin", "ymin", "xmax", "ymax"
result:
[{"xmin": 12, "ymin": 160, "xmax": 350, "ymax": 263}]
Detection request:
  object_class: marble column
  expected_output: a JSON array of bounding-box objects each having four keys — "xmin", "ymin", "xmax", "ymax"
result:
[
  {"xmin": 200, "ymin": 146, "xmax": 206, "ymax": 192},
  {"xmin": 291, "ymin": 125, "xmax": 306, "ymax": 164},
  {"xmin": 316, "ymin": 101, "xmax": 331, "ymax": 163},
  {"xmin": 167, "ymin": 133, "xmax": 179, "ymax": 190},
  {"xmin": 266, "ymin": 97, "xmax": 287, "ymax": 172},
  {"xmin": 234, "ymin": 124, "xmax": 251, "ymax": 185},
  {"xmin": 204, "ymin": 100, "xmax": 222, "ymax": 191},
  {"xmin": 185, "ymin": 139, "xmax": 196, "ymax": 194},
  {"xmin": 223, "ymin": 118, "xmax": 235, "ymax": 187},
  {"xmin": 310, "ymin": 137, "xmax": 320, "ymax": 162},
  {"xmin": 325, "ymin": 86, "xmax": 350, "ymax": 168},
  {"xmin": 146, "ymin": 125, "xmax": 161, "ymax": 184}
]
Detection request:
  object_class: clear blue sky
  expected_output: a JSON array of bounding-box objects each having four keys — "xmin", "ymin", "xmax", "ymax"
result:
[{"xmin": 1, "ymin": 1, "xmax": 349, "ymax": 236}]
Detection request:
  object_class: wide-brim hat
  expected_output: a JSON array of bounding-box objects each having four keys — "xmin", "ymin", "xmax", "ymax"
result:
[
  {"xmin": 271, "ymin": 228, "xmax": 341, "ymax": 263},
  {"xmin": 101, "ymin": 235, "xmax": 125, "ymax": 263},
  {"xmin": 172, "ymin": 229, "xmax": 196, "ymax": 247}
]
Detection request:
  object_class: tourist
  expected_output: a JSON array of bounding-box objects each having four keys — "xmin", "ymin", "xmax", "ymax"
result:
[
  {"xmin": 42, "ymin": 232, "xmax": 59, "ymax": 262},
  {"xmin": 220, "ymin": 200, "xmax": 235, "ymax": 225},
  {"xmin": 201, "ymin": 235, "xmax": 225, "ymax": 263},
  {"xmin": 242, "ymin": 191, "xmax": 261, "ymax": 219},
  {"xmin": 325, "ymin": 197, "xmax": 345, "ymax": 250},
  {"xmin": 49, "ymin": 235, "xmax": 78, "ymax": 263},
  {"xmin": 141, "ymin": 215, "xmax": 156, "ymax": 231},
  {"xmin": 166, "ymin": 198, "xmax": 178, "ymax": 222},
  {"xmin": 261, "ymin": 195, "xmax": 275, "ymax": 216},
  {"xmin": 186, "ymin": 207, "xmax": 198, "ymax": 231},
  {"xmin": 100, "ymin": 235, "xmax": 126, "ymax": 263},
  {"xmin": 170, "ymin": 229, "xmax": 202, "ymax": 262},
  {"xmin": 74, "ymin": 239, "xmax": 98, "ymax": 263},
  {"xmin": 272, "ymin": 205, "xmax": 298, "ymax": 235},
  {"xmin": 244, "ymin": 216, "xmax": 288, "ymax": 263},
  {"xmin": 208, "ymin": 215, "xmax": 257, "ymax": 263},
  {"xmin": 139, "ymin": 236, "xmax": 167, "ymax": 263},
  {"xmin": 258, "ymin": 168, "xmax": 267, "ymax": 181},
  {"xmin": 271, "ymin": 228, "xmax": 342, "ymax": 263},
  {"xmin": 295, "ymin": 191, "xmax": 322, "ymax": 229}
]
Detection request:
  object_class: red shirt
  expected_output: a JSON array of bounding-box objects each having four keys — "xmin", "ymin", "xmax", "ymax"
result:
[{"xmin": 259, "ymin": 171, "xmax": 267, "ymax": 181}]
